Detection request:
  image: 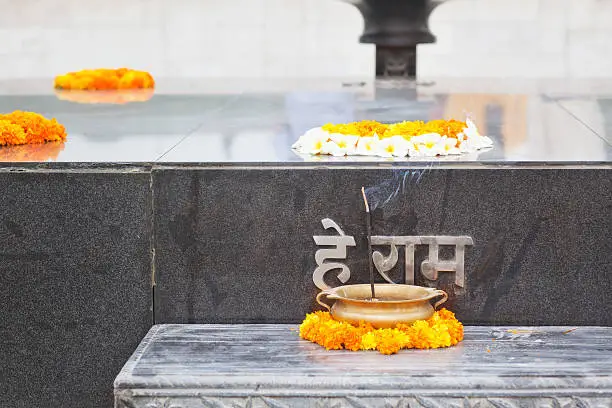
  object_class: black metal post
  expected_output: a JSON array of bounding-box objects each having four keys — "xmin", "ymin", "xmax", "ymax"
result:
[{"xmin": 347, "ymin": 0, "xmax": 441, "ymax": 79}]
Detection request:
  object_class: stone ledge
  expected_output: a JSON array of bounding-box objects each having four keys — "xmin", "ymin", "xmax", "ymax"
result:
[{"xmin": 114, "ymin": 324, "xmax": 612, "ymax": 408}]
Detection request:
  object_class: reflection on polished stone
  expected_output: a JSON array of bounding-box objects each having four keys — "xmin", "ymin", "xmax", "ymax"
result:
[
  {"xmin": 54, "ymin": 89, "xmax": 154, "ymax": 105},
  {"xmin": 443, "ymin": 94, "xmax": 527, "ymax": 150},
  {"xmin": 558, "ymin": 98, "xmax": 612, "ymax": 146},
  {"xmin": 0, "ymin": 142, "xmax": 65, "ymax": 162},
  {"xmin": 0, "ymin": 79, "xmax": 609, "ymax": 164},
  {"xmin": 291, "ymin": 149, "xmax": 488, "ymax": 163},
  {"xmin": 58, "ymin": 133, "xmax": 186, "ymax": 162}
]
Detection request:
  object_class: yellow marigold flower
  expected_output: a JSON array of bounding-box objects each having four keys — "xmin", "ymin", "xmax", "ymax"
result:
[
  {"xmin": 432, "ymin": 308, "xmax": 463, "ymax": 344},
  {"xmin": 341, "ymin": 325, "xmax": 364, "ymax": 351},
  {"xmin": 436, "ymin": 308, "xmax": 456, "ymax": 320},
  {"xmin": 360, "ymin": 332, "xmax": 378, "ymax": 350},
  {"xmin": 374, "ymin": 329, "xmax": 408, "ymax": 355},
  {"xmin": 431, "ymin": 323, "xmax": 452, "ymax": 348},
  {"xmin": 0, "ymin": 120, "xmax": 27, "ymax": 146},
  {"xmin": 409, "ymin": 320, "xmax": 436, "ymax": 349},
  {"xmin": 318, "ymin": 320, "xmax": 345, "ymax": 350},
  {"xmin": 374, "ymin": 334, "xmax": 399, "ymax": 355}
]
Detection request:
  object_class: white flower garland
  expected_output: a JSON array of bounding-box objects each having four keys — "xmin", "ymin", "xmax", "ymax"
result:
[{"xmin": 292, "ymin": 118, "xmax": 493, "ymax": 158}]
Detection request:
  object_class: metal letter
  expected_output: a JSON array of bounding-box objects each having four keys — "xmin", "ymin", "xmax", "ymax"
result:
[
  {"xmin": 420, "ymin": 236, "xmax": 473, "ymax": 289},
  {"xmin": 371, "ymin": 235, "xmax": 473, "ymax": 287},
  {"xmin": 371, "ymin": 236, "xmax": 421, "ymax": 284},
  {"xmin": 372, "ymin": 243, "xmax": 399, "ymax": 283},
  {"xmin": 312, "ymin": 218, "xmax": 356, "ymax": 290}
]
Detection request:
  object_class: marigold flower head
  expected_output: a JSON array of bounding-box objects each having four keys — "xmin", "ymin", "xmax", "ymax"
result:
[
  {"xmin": 298, "ymin": 308, "xmax": 463, "ymax": 355},
  {"xmin": 374, "ymin": 329, "xmax": 410, "ymax": 355},
  {"xmin": 0, "ymin": 120, "xmax": 27, "ymax": 146},
  {"xmin": 360, "ymin": 332, "xmax": 378, "ymax": 350}
]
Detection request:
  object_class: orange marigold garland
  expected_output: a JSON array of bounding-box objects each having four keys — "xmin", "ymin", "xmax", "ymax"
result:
[
  {"xmin": 299, "ymin": 308, "xmax": 463, "ymax": 355},
  {"xmin": 54, "ymin": 68, "xmax": 155, "ymax": 90},
  {"xmin": 321, "ymin": 119, "xmax": 468, "ymax": 140},
  {"xmin": 0, "ymin": 111, "xmax": 67, "ymax": 147}
]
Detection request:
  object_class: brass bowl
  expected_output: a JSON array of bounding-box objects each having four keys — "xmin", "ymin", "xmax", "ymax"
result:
[{"xmin": 316, "ymin": 284, "xmax": 448, "ymax": 329}]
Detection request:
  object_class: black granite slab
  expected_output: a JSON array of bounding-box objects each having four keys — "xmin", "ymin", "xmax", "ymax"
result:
[
  {"xmin": 0, "ymin": 168, "xmax": 153, "ymax": 408},
  {"xmin": 153, "ymin": 167, "xmax": 612, "ymax": 326}
]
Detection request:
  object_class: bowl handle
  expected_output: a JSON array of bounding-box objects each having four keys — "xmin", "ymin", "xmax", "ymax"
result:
[
  {"xmin": 432, "ymin": 289, "xmax": 448, "ymax": 309},
  {"xmin": 316, "ymin": 290, "xmax": 337, "ymax": 311}
]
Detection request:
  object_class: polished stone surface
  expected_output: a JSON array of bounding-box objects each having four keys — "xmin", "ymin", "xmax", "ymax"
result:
[
  {"xmin": 114, "ymin": 324, "xmax": 612, "ymax": 407},
  {"xmin": 556, "ymin": 96, "xmax": 612, "ymax": 145},
  {"xmin": 0, "ymin": 79, "xmax": 610, "ymax": 164},
  {"xmin": 152, "ymin": 167, "xmax": 612, "ymax": 326},
  {"xmin": 0, "ymin": 168, "xmax": 153, "ymax": 408}
]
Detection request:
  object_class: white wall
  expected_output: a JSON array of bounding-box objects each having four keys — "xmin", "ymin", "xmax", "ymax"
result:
[
  {"xmin": 420, "ymin": 0, "xmax": 612, "ymax": 78},
  {"xmin": 0, "ymin": 0, "xmax": 610, "ymax": 79}
]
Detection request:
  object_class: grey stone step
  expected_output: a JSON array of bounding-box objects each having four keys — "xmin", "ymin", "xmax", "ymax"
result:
[{"xmin": 114, "ymin": 324, "xmax": 612, "ymax": 408}]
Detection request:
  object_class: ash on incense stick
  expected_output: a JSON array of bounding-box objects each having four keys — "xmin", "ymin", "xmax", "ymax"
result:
[{"xmin": 361, "ymin": 187, "xmax": 377, "ymax": 301}]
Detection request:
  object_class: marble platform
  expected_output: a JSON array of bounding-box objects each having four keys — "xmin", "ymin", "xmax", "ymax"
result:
[{"xmin": 115, "ymin": 324, "xmax": 612, "ymax": 408}]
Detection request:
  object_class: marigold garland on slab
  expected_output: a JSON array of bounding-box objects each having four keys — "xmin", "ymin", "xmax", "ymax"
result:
[
  {"xmin": 54, "ymin": 68, "xmax": 155, "ymax": 90},
  {"xmin": 299, "ymin": 308, "xmax": 463, "ymax": 355},
  {"xmin": 293, "ymin": 117, "xmax": 493, "ymax": 158},
  {"xmin": 0, "ymin": 111, "xmax": 67, "ymax": 146}
]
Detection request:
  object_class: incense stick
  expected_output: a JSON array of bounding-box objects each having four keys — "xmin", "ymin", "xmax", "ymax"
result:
[{"xmin": 361, "ymin": 187, "xmax": 376, "ymax": 300}]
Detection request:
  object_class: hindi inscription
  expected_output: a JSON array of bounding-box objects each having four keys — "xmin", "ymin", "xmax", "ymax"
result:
[{"xmin": 312, "ymin": 218, "xmax": 473, "ymax": 291}]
